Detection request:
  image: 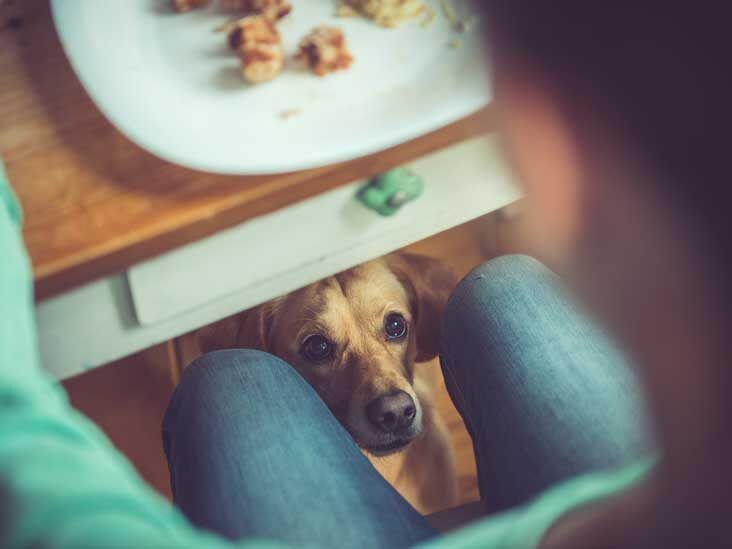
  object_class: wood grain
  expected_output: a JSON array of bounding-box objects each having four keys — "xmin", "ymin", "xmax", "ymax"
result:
[{"xmin": 0, "ymin": 0, "xmax": 492, "ymax": 300}]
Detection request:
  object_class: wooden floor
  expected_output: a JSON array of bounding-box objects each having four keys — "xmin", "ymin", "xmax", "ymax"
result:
[{"xmin": 62, "ymin": 210, "xmax": 526, "ymax": 511}]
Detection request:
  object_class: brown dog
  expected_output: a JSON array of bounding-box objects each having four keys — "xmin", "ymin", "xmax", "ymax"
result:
[{"xmin": 198, "ymin": 252, "xmax": 458, "ymax": 514}]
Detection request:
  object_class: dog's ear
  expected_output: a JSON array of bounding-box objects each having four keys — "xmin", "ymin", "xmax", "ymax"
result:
[
  {"xmin": 387, "ymin": 252, "xmax": 456, "ymax": 363},
  {"xmin": 197, "ymin": 304, "xmax": 273, "ymax": 354}
]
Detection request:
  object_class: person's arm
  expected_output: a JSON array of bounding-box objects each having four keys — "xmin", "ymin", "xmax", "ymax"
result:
[
  {"xmin": 0, "ymin": 163, "xmax": 282, "ymax": 549},
  {"xmin": 420, "ymin": 460, "xmax": 652, "ymax": 549}
]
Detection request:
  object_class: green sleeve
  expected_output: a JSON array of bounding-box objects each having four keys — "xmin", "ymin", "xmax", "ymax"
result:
[
  {"xmin": 0, "ymin": 163, "xmax": 282, "ymax": 549},
  {"xmin": 421, "ymin": 460, "xmax": 652, "ymax": 549}
]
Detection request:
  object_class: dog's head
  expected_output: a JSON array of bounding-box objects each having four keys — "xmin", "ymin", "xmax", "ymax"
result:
[{"xmin": 199, "ymin": 253, "xmax": 454, "ymax": 455}]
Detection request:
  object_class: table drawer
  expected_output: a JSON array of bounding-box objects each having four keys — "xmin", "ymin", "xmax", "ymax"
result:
[
  {"xmin": 127, "ymin": 136, "xmax": 520, "ymax": 326},
  {"xmin": 36, "ymin": 135, "xmax": 519, "ymax": 379}
]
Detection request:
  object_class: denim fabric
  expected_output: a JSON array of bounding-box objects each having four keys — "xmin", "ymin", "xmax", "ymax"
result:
[
  {"xmin": 162, "ymin": 255, "xmax": 650, "ymax": 546},
  {"xmin": 441, "ymin": 255, "xmax": 650, "ymax": 513},
  {"xmin": 162, "ymin": 349, "xmax": 437, "ymax": 548}
]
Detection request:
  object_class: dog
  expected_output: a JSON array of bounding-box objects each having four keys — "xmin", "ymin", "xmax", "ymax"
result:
[{"xmin": 197, "ymin": 252, "xmax": 458, "ymax": 514}]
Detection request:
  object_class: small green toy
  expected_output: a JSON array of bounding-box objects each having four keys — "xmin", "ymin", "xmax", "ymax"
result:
[{"xmin": 357, "ymin": 167, "xmax": 424, "ymax": 216}]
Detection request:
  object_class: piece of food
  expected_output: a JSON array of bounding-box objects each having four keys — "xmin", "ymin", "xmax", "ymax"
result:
[
  {"xmin": 335, "ymin": 2, "xmax": 360, "ymax": 18},
  {"xmin": 420, "ymin": 6, "xmax": 436, "ymax": 28},
  {"xmin": 342, "ymin": 0, "xmax": 424, "ymax": 27},
  {"xmin": 171, "ymin": 0, "xmax": 211, "ymax": 13},
  {"xmin": 297, "ymin": 26, "xmax": 354, "ymax": 77},
  {"xmin": 220, "ymin": 0, "xmax": 292, "ymax": 21},
  {"xmin": 228, "ymin": 15, "xmax": 284, "ymax": 84}
]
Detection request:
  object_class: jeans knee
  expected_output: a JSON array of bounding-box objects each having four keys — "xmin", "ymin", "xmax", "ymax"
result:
[
  {"xmin": 441, "ymin": 255, "xmax": 554, "ymax": 371},
  {"xmin": 445, "ymin": 255, "xmax": 549, "ymax": 327},
  {"xmin": 164, "ymin": 349, "xmax": 309, "ymax": 430},
  {"xmin": 184, "ymin": 348, "xmax": 296, "ymax": 390}
]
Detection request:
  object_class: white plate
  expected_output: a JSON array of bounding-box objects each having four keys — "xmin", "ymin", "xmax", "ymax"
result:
[{"xmin": 50, "ymin": 0, "xmax": 490, "ymax": 174}]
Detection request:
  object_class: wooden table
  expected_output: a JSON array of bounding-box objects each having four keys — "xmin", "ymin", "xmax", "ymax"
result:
[{"xmin": 1, "ymin": 0, "xmax": 518, "ymax": 379}]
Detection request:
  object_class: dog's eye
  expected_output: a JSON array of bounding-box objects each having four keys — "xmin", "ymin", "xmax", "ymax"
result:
[
  {"xmin": 384, "ymin": 313, "xmax": 408, "ymax": 340},
  {"xmin": 302, "ymin": 335, "xmax": 333, "ymax": 362}
]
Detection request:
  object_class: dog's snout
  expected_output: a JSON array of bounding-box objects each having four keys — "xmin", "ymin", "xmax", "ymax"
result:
[{"xmin": 366, "ymin": 391, "xmax": 416, "ymax": 433}]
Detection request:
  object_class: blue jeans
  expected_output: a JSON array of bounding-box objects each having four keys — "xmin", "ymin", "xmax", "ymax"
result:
[{"xmin": 162, "ymin": 256, "xmax": 649, "ymax": 547}]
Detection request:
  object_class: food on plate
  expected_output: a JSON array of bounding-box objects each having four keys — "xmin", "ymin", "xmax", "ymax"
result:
[
  {"xmin": 341, "ymin": 0, "xmax": 425, "ymax": 27},
  {"xmin": 420, "ymin": 6, "xmax": 436, "ymax": 28},
  {"xmin": 296, "ymin": 26, "xmax": 354, "ymax": 76},
  {"xmin": 279, "ymin": 107, "xmax": 302, "ymax": 119},
  {"xmin": 228, "ymin": 15, "xmax": 284, "ymax": 83},
  {"xmin": 220, "ymin": 0, "xmax": 292, "ymax": 21},
  {"xmin": 171, "ymin": 0, "xmax": 211, "ymax": 12},
  {"xmin": 335, "ymin": 2, "xmax": 360, "ymax": 18}
]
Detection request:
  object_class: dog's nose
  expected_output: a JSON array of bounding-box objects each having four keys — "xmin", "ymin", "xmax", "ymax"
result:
[{"xmin": 366, "ymin": 391, "xmax": 416, "ymax": 433}]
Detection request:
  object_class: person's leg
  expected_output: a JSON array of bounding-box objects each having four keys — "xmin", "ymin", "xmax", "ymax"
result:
[
  {"xmin": 162, "ymin": 349, "xmax": 436, "ymax": 548},
  {"xmin": 441, "ymin": 255, "xmax": 651, "ymax": 514}
]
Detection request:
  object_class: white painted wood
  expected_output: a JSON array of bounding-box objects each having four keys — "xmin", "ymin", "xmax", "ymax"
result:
[
  {"xmin": 35, "ymin": 136, "xmax": 520, "ymax": 380},
  {"xmin": 128, "ymin": 136, "xmax": 519, "ymax": 326}
]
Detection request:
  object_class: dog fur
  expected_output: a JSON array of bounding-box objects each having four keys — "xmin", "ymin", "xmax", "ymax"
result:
[{"xmin": 197, "ymin": 252, "xmax": 457, "ymax": 514}]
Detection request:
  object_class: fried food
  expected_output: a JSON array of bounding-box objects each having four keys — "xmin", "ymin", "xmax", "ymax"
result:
[
  {"xmin": 297, "ymin": 26, "xmax": 354, "ymax": 76},
  {"xmin": 171, "ymin": 0, "xmax": 211, "ymax": 13},
  {"xmin": 228, "ymin": 15, "xmax": 284, "ymax": 83},
  {"xmin": 220, "ymin": 0, "xmax": 292, "ymax": 22},
  {"xmin": 342, "ymin": 0, "xmax": 424, "ymax": 27}
]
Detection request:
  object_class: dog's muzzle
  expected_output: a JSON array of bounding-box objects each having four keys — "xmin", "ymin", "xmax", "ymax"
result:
[
  {"xmin": 357, "ymin": 390, "xmax": 422, "ymax": 455},
  {"xmin": 366, "ymin": 390, "xmax": 416, "ymax": 435}
]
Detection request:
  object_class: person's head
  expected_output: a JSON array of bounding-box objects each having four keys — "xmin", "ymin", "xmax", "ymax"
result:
[
  {"xmin": 481, "ymin": 3, "xmax": 729, "ymax": 281},
  {"xmin": 479, "ymin": 1, "xmax": 731, "ymax": 528}
]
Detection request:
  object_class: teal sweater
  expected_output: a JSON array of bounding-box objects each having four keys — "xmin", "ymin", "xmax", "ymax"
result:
[{"xmin": 0, "ymin": 162, "xmax": 648, "ymax": 548}]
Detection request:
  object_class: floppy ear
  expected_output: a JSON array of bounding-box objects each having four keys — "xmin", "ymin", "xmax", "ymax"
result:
[
  {"xmin": 387, "ymin": 252, "xmax": 456, "ymax": 363},
  {"xmin": 197, "ymin": 304, "xmax": 273, "ymax": 354}
]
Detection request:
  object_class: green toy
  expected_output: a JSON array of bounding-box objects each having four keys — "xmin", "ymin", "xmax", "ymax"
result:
[{"xmin": 357, "ymin": 167, "xmax": 424, "ymax": 216}]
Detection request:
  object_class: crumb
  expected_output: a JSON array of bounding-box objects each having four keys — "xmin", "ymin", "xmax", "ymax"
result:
[
  {"xmin": 345, "ymin": 0, "xmax": 424, "ymax": 28},
  {"xmin": 228, "ymin": 15, "xmax": 284, "ymax": 83},
  {"xmin": 448, "ymin": 38, "xmax": 460, "ymax": 48},
  {"xmin": 220, "ymin": 0, "xmax": 291, "ymax": 22},
  {"xmin": 297, "ymin": 26, "xmax": 353, "ymax": 77},
  {"xmin": 335, "ymin": 1, "xmax": 360, "ymax": 18},
  {"xmin": 279, "ymin": 108, "xmax": 302, "ymax": 119},
  {"xmin": 420, "ymin": 7, "xmax": 435, "ymax": 28},
  {"xmin": 171, "ymin": 0, "xmax": 210, "ymax": 13}
]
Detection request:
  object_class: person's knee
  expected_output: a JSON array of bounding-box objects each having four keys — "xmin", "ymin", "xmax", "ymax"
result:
[
  {"xmin": 445, "ymin": 255, "xmax": 550, "ymax": 328},
  {"xmin": 183, "ymin": 349, "xmax": 297, "ymax": 392},
  {"xmin": 441, "ymin": 255, "xmax": 555, "ymax": 381},
  {"xmin": 164, "ymin": 349, "xmax": 309, "ymax": 429}
]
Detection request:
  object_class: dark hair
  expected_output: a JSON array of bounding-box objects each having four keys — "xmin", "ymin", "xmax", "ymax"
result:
[{"xmin": 481, "ymin": 4, "xmax": 731, "ymax": 254}]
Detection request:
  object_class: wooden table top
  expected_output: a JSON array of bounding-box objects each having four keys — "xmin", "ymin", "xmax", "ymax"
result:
[{"xmin": 0, "ymin": 0, "xmax": 492, "ymax": 300}]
